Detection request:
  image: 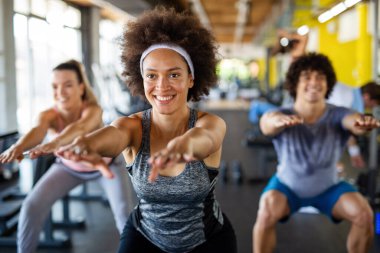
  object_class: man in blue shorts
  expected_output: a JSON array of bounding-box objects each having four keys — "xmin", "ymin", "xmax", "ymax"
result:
[{"xmin": 253, "ymin": 52, "xmax": 380, "ymax": 253}]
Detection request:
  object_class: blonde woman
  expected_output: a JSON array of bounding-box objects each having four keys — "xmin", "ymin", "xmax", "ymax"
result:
[{"xmin": 0, "ymin": 60, "xmax": 129, "ymax": 253}]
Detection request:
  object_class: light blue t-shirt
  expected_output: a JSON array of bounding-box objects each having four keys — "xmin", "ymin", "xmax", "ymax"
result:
[{"xmin": 272, "ymin": 104, "xmax": 353, "ymax": 197}]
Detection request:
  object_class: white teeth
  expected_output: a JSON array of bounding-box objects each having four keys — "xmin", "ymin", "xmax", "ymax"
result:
[{"xmin": 156, "ymin": 95, "xmax": 173, "ymax": 101}]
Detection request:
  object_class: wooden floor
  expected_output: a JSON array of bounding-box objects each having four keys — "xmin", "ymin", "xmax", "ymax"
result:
[{"xmin": 1, "ymin": 108, "xmax": 380, "ymax": 253}]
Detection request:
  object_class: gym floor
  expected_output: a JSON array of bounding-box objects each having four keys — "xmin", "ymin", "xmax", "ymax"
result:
[{"xmin": 1, "ymin": 108, "xmax": 380, "ymax": 253}]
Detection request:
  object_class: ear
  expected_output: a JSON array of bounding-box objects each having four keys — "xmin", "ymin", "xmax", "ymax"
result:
[
  {"xmin": 188, "ymin": 75, "xmax": 194, "ymax": 88},
  {"xmin": 79, "ymin": 83, "xmax": 85, "ymax": 97}
]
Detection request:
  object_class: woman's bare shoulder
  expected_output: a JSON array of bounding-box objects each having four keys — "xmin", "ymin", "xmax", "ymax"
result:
[
  {"xmin": 111, "ymin": 112, "xmax": 143, "ymax": 129},
  {"xmin": 38, "ymin": 107, "xmax": 59, "ymax": 122},
  {"xmin": 196, "ymin": 111, "xmax": 225, "ymax": 124}
]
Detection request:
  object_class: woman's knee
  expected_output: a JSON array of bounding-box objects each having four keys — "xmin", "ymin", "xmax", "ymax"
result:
[{"xmin": 21, "ymin": 194, "xmax": 41, "ymax": 215}]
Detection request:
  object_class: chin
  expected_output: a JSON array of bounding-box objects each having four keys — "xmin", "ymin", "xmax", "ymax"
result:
[
  {"xmin": 307, "ymin": 98, "xmax": 322, "ymax": 103},
  {"xmin": 58, "ymin": 103, "xmax": 72, "ymax": 110},
  {"xmin": 157, "ymin": 108, "xmax": 175, "ymax": 115},
  {"xmin": 305, "ymin": 93, "xmax": 323, "ymax": 102}
]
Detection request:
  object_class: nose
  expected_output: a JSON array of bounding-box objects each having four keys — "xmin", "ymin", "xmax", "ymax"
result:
[
  {"xmin": 308, "ymin": 75, "xmax": 321, "ymax": 85},
  {"xmin": 55, "ymin": 85, "xmax": 66, "ymax": 98},
  {"xmin": 309, "ymin": 76, "xmax": 318, "ymax": 85},
  {"xmin": 155, "ymin": 76, "xmax": 171, "ymax": 91}
]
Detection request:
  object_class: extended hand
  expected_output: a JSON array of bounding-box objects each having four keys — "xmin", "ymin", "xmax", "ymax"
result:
[
  {"xmin": 0, "ymin": 145, "xmax": 24, "ymax": 163},
  {"xmin": 28, "ymin": 142, "xmax": 59, "ymax": 159},
  {"xmin": 273, "ymin": 114, "xmax": 304, "ymax": 129},
  {"xmin": 148, "ymin": 137, "xmax": 195, "ymax": 183},
  {"xmin": 56, "ymin": 137, "xmax": 114, "ymax": 179},
  {"xmin": 354, "ymin": 115, "xmax": 380, "ymax": 131}
]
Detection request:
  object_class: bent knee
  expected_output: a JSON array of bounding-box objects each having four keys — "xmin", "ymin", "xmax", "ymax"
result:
[
  {"xmin": 351, "ymin": 208, "xmax": 373, "ymax": 228},
  {"xmin": 256, "ymin": 191, "xmax": 289, "ymax": 227},
  {"xmin": 21, "ymin": 195, "xmax": 44, "ymax": 214}
]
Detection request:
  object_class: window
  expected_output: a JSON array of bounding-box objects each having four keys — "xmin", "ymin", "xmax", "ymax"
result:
[{"xmin": 13, "ymin": 0, "xmax": 82, "ymax": 132}]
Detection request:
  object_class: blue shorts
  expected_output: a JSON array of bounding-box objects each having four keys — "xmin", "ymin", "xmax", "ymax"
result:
[{"xmin": 262, "ymin": 174, "xmax": 357, "ymax": 223}]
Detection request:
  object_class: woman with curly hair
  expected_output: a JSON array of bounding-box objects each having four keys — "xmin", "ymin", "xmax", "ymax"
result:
[
  {"xmin": 57, "ymin": 7, "xmax": 237, "ymax": 253},
  {"xmin": 253, "ymin": 53, "xmax": 378, "ymax": 253}
]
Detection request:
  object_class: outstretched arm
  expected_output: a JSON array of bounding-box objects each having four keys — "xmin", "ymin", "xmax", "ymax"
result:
[
  {"xmin": 148, "ymin": 113, "xmax": 226, "ymax": 182},
  {"xmin": 342, "ymin": 112, "xmax": 380, "ymax": 136},
  {"xmin": 29, "ymin": 104, "xmax": 102, "ymax": 158},
  {"xmin": 260, "ymin": 111, "xmax": 304, "ymax": 136},
  {"xmin": 56, "ymin": 116, "xmax": 137, "ymax": 178},
  {"xmin": 0, "ymin": 110, "xmax": 52, "ymax": 163}
]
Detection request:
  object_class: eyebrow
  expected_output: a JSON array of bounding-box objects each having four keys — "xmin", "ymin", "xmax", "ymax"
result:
[
  {"xmin": 52, "ymin": 80, "xmax": 75, "ymax": 86},
  {"xmin": 144, "ymin": 66, "xmax": 184, "ymax": 72},
  {"xmin": 300, "ymin": 70, "xmax": 324, "ymax": 75}
]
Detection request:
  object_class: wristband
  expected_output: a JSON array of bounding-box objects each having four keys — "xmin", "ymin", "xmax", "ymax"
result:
[{"xmin": 348, "ymin": 145, "xmax": 360, "ymax": 157}]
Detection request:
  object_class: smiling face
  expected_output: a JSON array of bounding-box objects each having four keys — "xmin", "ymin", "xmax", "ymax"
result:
[
  {"xmin": 52, "ymin": 70, "xmax": 84, "ymax": 110},
  {"xmin": 296, "ymin": 69, "xmax": 327, "ymax": 104},
  {"xmin": 141, "ymin": 48, "xmax": 194, "ymax": 114}
]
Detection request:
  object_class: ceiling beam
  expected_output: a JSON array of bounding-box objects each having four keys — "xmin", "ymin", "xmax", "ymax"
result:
[
  {"xmin": 188, "ymin": 0, "xmax": 211, "ymax": 30},
  {"xmin": 234, "ymin": 0, "xmax": 251, "ymax": 43}
]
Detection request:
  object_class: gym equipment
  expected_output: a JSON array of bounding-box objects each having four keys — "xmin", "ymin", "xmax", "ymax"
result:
[{"xmin": 242, "ymin": 125, "xmax": 277, "ymax": 182}]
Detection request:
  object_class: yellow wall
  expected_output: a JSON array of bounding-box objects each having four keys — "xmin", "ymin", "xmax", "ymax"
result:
[
  {"xmin": 317, "ymin": 3, "xmax": 372, "ymax": 87},
  {"xmin": 269, "ymin": 58, "xmax": 278, "ymax": 88},
  {"xmin": 269, "ymin": 1, "xmax": 373, "ymax": 89},
  {"xmin": 255, "ymin": 57, "xmax": 278, "ymax": 90},
  {"xmin": 257, "ymin": 58, "xmax": 266, "ymax": 85}
]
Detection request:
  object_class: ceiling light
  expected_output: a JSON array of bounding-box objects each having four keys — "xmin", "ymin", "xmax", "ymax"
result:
[
  {"xmin": 330, "ymin": 2, "xmax": 347, "ymax": 16},
  {"xmin": 317, "ymin": 0, "xmax": 361, "ymax": 23},
  {"xmin": 280, "ymin": 37, "xmax": 289, "ymax": 47},
  {"xmin": 318, "ymin": 10, "xmax": 334, "ymax": 23},
  {"xmin": 344, "ymin": 0, "xmax": 362, "ymax": 8},
  {"xmin": 297, "ymin": 25, "xmax": 309, "ymax": 35}
]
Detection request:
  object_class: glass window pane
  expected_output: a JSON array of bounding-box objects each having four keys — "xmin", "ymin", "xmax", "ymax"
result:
[
  {"xmin": 47, "ymin": 26, "xmax": 81, "ymax": 61},
  {"xmin": 14, "ymin": 14, "xmax": 33, "ymax": 133},
  {"xmin": 64, "ymin": 6, "xmax": 81, "ymax": 28},
  {"xmin": 46, "ymin": 0, "xmax": 66, "ymax": 26},
  {"xmin": 63, "ymin": 28, "xmax": 82, "ymax": 59},
  {"xmin": 14, "ymin": 5, "xmax": 82, "ymax": 132},
  {"xmin": 29, "ymin": 17, "xmax": 48, "ymax": 43},
  {"xmin": 99, "ymin": 19, "xmax": 122, "ymax": 69},
  {"xmin": 31, "ymin": 0, "xmax": 47, "ymax": 18},
  {"xmin": 14, "ymin": 0, "xmax": 30, "ymax": 14},
  {"xmin": 29, "ymin": 18, "xmax": 52, "ymax": 118}
]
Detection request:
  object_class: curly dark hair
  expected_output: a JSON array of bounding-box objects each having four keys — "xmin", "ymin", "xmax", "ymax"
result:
[
  {"xmin": 120, "ymin": 6, "xmax": 219, "ymax": 102},
  {"xmin": 285, "ymin": 52, "xmax": 336, "ymax": 99}
]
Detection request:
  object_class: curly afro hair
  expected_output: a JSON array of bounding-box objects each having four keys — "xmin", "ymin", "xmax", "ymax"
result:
[
  {"xmin": 285, "ymin": 52, "xmax": 336, "ymax": 99},
  {"xmin": 120, "ymin": 6, "xmax": 219, "ymax": 102}
]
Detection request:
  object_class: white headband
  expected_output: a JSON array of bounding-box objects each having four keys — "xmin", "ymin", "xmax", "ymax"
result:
[{"xmin": 140, "ymin": 43, "xmax": 194, "ymax": 79}]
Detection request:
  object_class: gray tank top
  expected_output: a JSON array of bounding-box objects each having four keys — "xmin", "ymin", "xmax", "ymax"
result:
[{"xmin": 127, "ymin": 108, "xmax": 224, "ymax": 253}]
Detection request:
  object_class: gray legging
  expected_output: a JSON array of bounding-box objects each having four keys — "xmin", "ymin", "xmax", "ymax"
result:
[{"xmin": 17, "ymin": 156, "xmax": 129, "ymax": 253}]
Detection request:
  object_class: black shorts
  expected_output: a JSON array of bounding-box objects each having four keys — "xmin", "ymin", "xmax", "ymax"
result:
[{"xmin": 117, "ymin": 212, "xmax": 237, "ymax": 253}]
